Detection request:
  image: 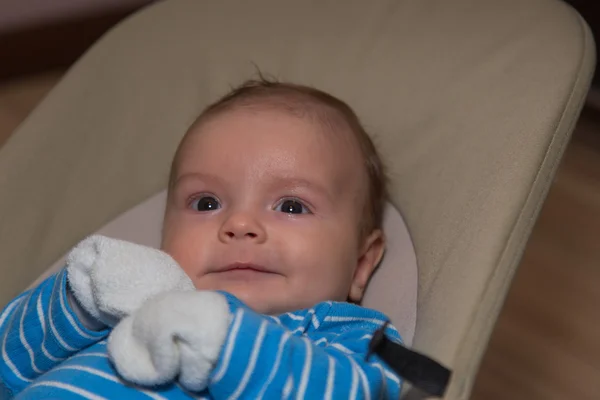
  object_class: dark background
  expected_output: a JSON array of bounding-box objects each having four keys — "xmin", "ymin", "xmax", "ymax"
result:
[
  {"xmin": 565, "ymin": 0, "xmax": 600, "ymax": 86},
  {"xmin": 0, "ymin": 1, "xmax": 598, "ymax": 85}
]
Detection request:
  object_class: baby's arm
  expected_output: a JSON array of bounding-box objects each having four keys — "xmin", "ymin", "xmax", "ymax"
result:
[
  {"xmin": 0, "ymin": 269, "xmax": 108, "ymax": 398},
  {"xmin": 108, "ymin": 292, "xmax": 402, "ymax": 399},
  {"xmin": 0, "ymin": 234, "xmax": 194, "ymax": 398},
  {"xmin": 208, "ymin": 301, "xmax": 402, "ymax": 399}
]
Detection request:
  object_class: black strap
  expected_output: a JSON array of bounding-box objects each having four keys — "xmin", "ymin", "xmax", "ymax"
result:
[{"xmin": 366, "ymin": 321, "xmax": 452, "ymax": 398}]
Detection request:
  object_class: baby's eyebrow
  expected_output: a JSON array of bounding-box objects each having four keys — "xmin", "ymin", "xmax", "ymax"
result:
[
  {"xmin": 174, "ymin": 172, "xmax": 334, "ymax": 202},
  {"xmin": 272, "ymin": 177, "xmax": 333, "ymax": 202},
  {"xmin": 174, "ymin": 172, "xmax": 227, "ymax": 187}
]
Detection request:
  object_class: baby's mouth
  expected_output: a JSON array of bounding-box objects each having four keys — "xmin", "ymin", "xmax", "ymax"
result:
[{"xmin": 218, "ymin": 262, "xmax": 277, "ymax": 275}]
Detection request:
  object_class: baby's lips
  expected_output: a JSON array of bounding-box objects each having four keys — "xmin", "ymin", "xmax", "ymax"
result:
[{"xmin": 219, "ymin": 262, "xmax": 275, "ymax": 274}]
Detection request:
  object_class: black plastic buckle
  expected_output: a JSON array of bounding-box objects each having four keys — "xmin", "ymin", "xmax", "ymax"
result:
[{"xmin": 366, "ymin": 321, "xmax": 452, "ymax": 398}]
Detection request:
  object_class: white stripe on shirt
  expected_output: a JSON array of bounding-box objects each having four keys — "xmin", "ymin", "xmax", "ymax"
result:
[
  {"xmin": 40, "ymin": 340, "xmax": 63, "ymax": 362},
  {"xmin": 28, "ymin": 380, "xmax": 107, "ymax": 400},
  {"xmin": 324, "ymin": 316, "xmax": 387, "ymax": 326},
  {"xmin": 350, "ymin": 356, "xmax": 371, "ymax": 400},
  {"xmin": 374, "ymin": 362, "xmax": 388, "ymax": 397},
  {"xmin": 282, "ymin": 375, "xmax": 294, "ymax": 400},
  {"xmin": 36, "ymin": 291, "xmax": 46, "ymax": 337},
  {"xmin": 330, "ymin": 343, "xmax": 353, "ymax": 354},
  {"xmin": 52, "ymin": 365, "xmax": 167, "ymax": 400},
  {"xmin": 58, "ymin": 277, "xmax": 101, "ymax": 340},
  {"xmin": 228, "ymin": 319, "xmax": 267, "ymax": 400},
  {"xmin": 19, "ymin": 292, "xmax": 43, "ymax": 374},
  {"xmin": 211, "ymin": 309, "xmax": 243, "ymax": 383},
  {"xmin": 257, "ymin": 330, "xmax": 292, "ymax": 400},
  {"xmin": 296, "ymin": 337, "xmax": 313, "ymax": 400},
  {"xmin": 285, "ymin": 313, "xmax": 304, "ymax": 321},
  {"xmin": 349, "ymin": 356, "xmax": 359, "ymax": 400},
  {"xmin": 52, "ymin": 365, "xmax": 121, "ymax": 383},
  {"xmin": 306, "ymin": 309, "xmax": 319, "ymax": 330},
  {"xmin": 325, "ymin": 356, "xmax": 336, "ymax": 400},
  {"xmin": 374, "ymin": 362, "xmax": 401, "ymax": 385},
  {"xmin": 39, "ymin": 278, "xmax": 67, "ymax": 362},
  {"xmin": 47, "ymin": 274, "xmax": 77, "ymax": 352},
  {"xmin": 71, "ymin": 352, "xmax": 109, "ymax": 360},
  {"xmin": 2, "ymin": 307, "xmax": 33, "ymax": 383},
  {"xmin": 0, "ymin": 297, "xmax": 23, "ymax": 331}
]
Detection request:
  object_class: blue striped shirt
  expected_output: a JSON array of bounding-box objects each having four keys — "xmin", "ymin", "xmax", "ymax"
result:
[{"xmin": 1, "ymin": 268, "xmax": 402, "ymax": 399}]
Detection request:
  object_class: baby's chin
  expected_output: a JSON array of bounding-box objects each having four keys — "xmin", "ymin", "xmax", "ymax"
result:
[
  {"xmin": 192, "ymin": 274, "xmax": 347, "ymax": 315},
  {"xmin": 223, "ymin": 286, "xmax": 299, "ymax": 315},
  {"xmin": 192, "ymin": 274, "xmax": 297, "ymax": 314},
  {"xmin": 194, "ymin": 281, "xmax": 305, "ymax": 315}
]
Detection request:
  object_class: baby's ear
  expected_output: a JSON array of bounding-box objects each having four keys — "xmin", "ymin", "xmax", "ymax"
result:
[{"xmin": 349, "ymin": 230, "xmax": 385, "ymax": 303}]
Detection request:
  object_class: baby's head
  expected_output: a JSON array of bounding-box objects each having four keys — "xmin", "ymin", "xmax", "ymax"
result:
[{"xmin": 161, "ymin": 78, "xmax": 387, "ymax": 314}]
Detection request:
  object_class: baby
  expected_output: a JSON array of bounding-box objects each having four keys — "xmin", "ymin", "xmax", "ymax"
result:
[{"xmin": 0, "ymin": 78, "xmax": 403, "ymax": 399}]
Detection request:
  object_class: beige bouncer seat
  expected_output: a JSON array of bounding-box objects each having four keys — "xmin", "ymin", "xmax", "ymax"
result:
[{"xmin": 0, "ymin": 0, "xmax": 595, "ymax": 398}]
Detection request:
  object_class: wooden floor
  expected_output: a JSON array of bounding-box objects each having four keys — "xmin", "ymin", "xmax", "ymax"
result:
[
  {"xmin": 1, "ymin": 73, "xmax": 600, "ymax": 399},
  {"xmin": 472, "ymin": 107, "xmax": 600, "ymax": 400}
]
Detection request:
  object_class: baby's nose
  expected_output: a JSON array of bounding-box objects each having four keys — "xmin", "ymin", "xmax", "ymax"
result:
[
  {"xmin": 219, "ymin": 212, "xmax": 266, "ymax": 243},
  {"xmin": 223, "ymin": 230, "xmax": 258, "ymax": 239}
]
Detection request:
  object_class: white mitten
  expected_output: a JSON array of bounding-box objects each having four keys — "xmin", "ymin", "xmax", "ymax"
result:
[
  {"xmin": 66, "ymin": 235, "xmax": 195, "ymax": 327},
  {"xmin": 107, "ymin": 291, "xmax": 232, "ymax": 392}
]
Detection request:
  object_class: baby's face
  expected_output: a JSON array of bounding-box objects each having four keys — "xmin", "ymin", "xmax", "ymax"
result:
[{"xmin": 162, "ymin": 107, "xmax": 381, "ymax": 314}]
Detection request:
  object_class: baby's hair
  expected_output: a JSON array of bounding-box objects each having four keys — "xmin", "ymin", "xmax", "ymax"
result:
[{"xmin": 169, "ymin": 76, "xmax": 388, "ymax": 239}]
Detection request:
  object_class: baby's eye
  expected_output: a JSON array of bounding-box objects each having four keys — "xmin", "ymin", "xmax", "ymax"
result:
[
  {"xmin": 274, "ymin": 198, "xmax": 311, "ymax": 215},
  {"xmin": 190, "ymin": 196, "xmax": 221, "ymax": 212}
]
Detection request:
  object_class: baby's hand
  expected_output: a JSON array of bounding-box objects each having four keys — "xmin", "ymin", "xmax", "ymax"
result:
[
  {"xmin": 66, "ymin": 235, "xmax": 194, "ymax": 327},
  {"xmin": 107, "ymin": 291, "xmax": 232, "ymax": 391}
]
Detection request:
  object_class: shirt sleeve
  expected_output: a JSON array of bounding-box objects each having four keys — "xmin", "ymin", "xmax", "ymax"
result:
[
  {"xmin": 0, "ymin": 268, "xmax": 109, "ymax": 398},
  {"xmin": 207, "ymin": 297, "xmax": 402, "ymax": 400}
]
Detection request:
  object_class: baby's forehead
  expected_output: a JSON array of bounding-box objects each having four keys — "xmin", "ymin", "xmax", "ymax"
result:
[
  {"xmin": 172, "ymin": 91, "xmax": 370, "ymax": 189},
  {"xmin": 189, "ymin": 104, "xmax": 360, "ymax": 161},
  {"xmin": 176, "ymin": 106, "xmax": 364, "ymax": 184}
]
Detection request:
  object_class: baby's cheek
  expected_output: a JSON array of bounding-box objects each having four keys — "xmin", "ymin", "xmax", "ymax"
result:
[
  {"xmin": 295, "ymin": 234, "xmax": 356, "ymax": 292},
  {"xmin": 324, "ymin": 232, "xmax": 361, "ymax": 287},
  {"xmin": 162, "ymin": 234, "xmax": 204, "ymax": 279}
]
